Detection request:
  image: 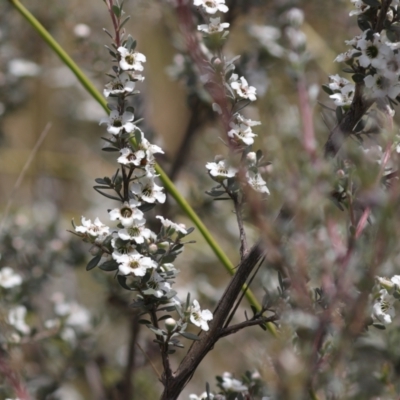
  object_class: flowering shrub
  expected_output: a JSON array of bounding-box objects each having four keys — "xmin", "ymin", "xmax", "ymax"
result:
[{"xmin": 4, "ymin": 0, "xmax": 400, "ymax": 399}]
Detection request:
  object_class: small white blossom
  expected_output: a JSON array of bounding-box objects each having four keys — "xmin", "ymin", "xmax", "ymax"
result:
[
  {"xmin": 349, "ymin": 0, "xmax": 370, "ymax": 16},
  {"xmin": 357, "ymin": 32, "xmax": 392, "ymax": 69},
  {"xmin": 328, "ymin": 74, "xmax": 353, "ymax": 92},
  {"xmin": 329, "ymin": 83, "xmax": 355, "ymax": 106},
  {"xmin": 131, "ymin": 177, "xmax": 166, "ymax": 204},
  {"xmin": 231, "ymin": 76, "xmax": 257, "ymax": 101},
  {"xmin": 228, "ymin": 123, "xmax": 257, "ymax": 146},
  {"xmin": 75, "ymin": 217, "xmax": 110, "ymax": 243},
  {"xmin": 109, "ymin": 200, "xmax": 144, "ymax": 228},
  {"xmin": 221, "ymin": 372, "xmax": 248, "ymax": 392},
  {"xmin": 0, "ymin": 267, "xmax": 22, "ymax": 289},
  {"xmin": 118, "ymin": 147, "xmax": 146, "ymax": 166},
  {"xmin": 118, "ymin": 47, "xmax": 146, "ymax": 71},
  {"xmin": 364, "ymin": 74, "xmax": 400, "ymax": 100},
  {"xmin": 189, "ymin": 300, "xmax": 213, "ymax": 331},
  {"xmin": 197, "ymin": 17, "xmax": 230, "ymax": 34},
  {"xmin": 391, "ymin": 275, "xmax": 400, "ymax": 286},
  {"xmin": 138, "ymin": 136, "xmax": 165, "ymax": 158},
  {"xmin": 8, "ymin": 306, "xmax": 30, "ymax": 335},
  {"xmin": 118, "ymin": 218, "xmax": 152, "ymax": 244},
  {"xmin": 236, "ymin": 114, "xmax": 261, "ymax": 127},
  {"xmin": 113, "ymin": 250, "xmax": 157, "ymax": 277},
  {"xmin": 99, "ymin": 110, "xmax": 136, "ymax": 135},
  {"xmin": 156, "ymin": 216, "xmax": 188, "ymax": 235},
  {"xmin": 372, "ymin": 289, "xmax": 395, "ymax": 325},
  {"xmin": 189, "ymin": 393, "xmax": 214, "ymax": 400},
  {"xmin": 103, "ymin": 72, "xmax": 135, "ymax": 97},
  {"xmin": 334, "ymin": 48, "xmax": 358, "ymax": 63},
  {"xmin": 380, "ymin": 50, "xmax": 400, "ymax": 80},
  {"xmin": 193, "ymin": 0, "xmax": 229, "ymax": 14},
  {"xmin": 246, "ymin": 171, "xmax": 270, "ymax": 194},
  {"xmin": 206, "ymin": 159, "xmax": 237, "ymax": 180}
]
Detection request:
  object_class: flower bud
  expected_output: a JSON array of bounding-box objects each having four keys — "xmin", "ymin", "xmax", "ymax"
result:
[
  {"xmin": 246, "ymin": 152, "xmax": 257, "ymax": 165},
  {"xmin": 158, "ymin": 241, "xmax": 170, "ymax": 251},
  {"xmin": 149, "ymin": 243, "xmax": 158, "ymax": 254},
  {"xmin": 165, "ymin": 318, "xmax": 177, "ymax": 332}
]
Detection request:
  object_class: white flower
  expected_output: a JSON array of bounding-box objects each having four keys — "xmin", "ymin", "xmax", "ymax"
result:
[
  {"xmin": 138, "ymin": 136, "xmax": 165, "ymax": 159},
  {"xmin": 357, "ymin": 32, "xmax": 392, "ymax": 69},
  {"xmin": 65, "ymin": 303, "xmax": 91, "ymax": 332},
  {"xmin": 329, "ymin": 83, "xmax": 355, "ymax": 106},
  {"xmin": 221, "ymin": 372, "xmax": 248, "ymax": 392},
  {"xmin": 118, "ymin": 147, "xmax": 146, "ymax": 166},
  {"xmin": 283, "ymin": 7, "xmax": 304, "ymax": 27},
  {"xmin": 118, "ymin": 218, "xmax": 152, "ymax": 244},
  {"xmin": 246, "ymin": 171, "xmax": 270, "ymax": 194},
  {"xmin": 131, "ymin": 176, "xmax": 166, "ymax": 203},
  {"xmin": 206, "ymin": 159, "xmax": 237, "ymax": 180},
  {"xmin": 75, "ymin": 217, "xmax": 110, "ymax": 243},
  {"xmin": 228, "ymin": 123, "xmax": 257, "ymax": 146},
  {"xmin": 118, "ymin": 47, "xmax": 146, "ymax": 71},
  {"xmin": 372, "ymin": 289, "xmax": 395, "ymax": 325},
  {"xmin": 193, "ymin": 0, "xmax": 229, "ymax": 14},
  {"xmin": 327, "ymin": 74, "xmax": 353, "ymax": 92},
  {"xmin": 197, "ymin": 17, "xmax": 230, "ymax": 34},
  {"xmin": 114, "ymin": 250, "xmax": 157, "ymax": 277},
  {"xmin": 391, "ymin": 275, "xmax": 400, "ymax": 286},
  {"xmin": 143, "ymin": 271, "xmax": 172, "ymax": 298},
  {"xmin": 0, "ymin": 267, "xmax": 22, "ymax": 289},
  {"xmin": 109, "ymin": 200, "xmax": 144, "ymax": 227},
  {"xmin": 334, "ymin": 48, "xmax": 358, "ymax": 63},
  {"xmin": 364, "ymin": 74, "xmax": 400, "ymax": 100},
  {"xmin": 99, "ymin": 110, "xmax": 136, "ymax": 135},
  {"xmin": 236, "ymin": 114, "xmax": 261, "ymax": 127},
  {"xmin": 156, "ymin": 216, "xmax": 188, "ymax": 235},
  {"xmin": 189, "ymin": 393, "xmax": 214, "ymax": 400},
  {"xmin": 189, "ymin": 300, "xmax": 213, "ymax": 331},
  {"xmin": 8, "ymin": 306, "xmax": 30, "ymax": 335},
  {"xmin": 349, "ymin": 0, "xmax": 370, "ymax": 16},
  {"xmin": 231, "ymin": 77, "xmax": 257, "ymax": 101},
  {"xmin": 103, "ymin": 72, "xmax": 135, "ymax": 97},
  {"xmin": 379, "ymin": 50, "xmax": 400, "ymax": 80}
]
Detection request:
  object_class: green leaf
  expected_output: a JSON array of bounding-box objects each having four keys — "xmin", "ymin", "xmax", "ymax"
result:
[
  {"xmin": 102, "ymin": 147, "xmax": 119, "ymax": 152},
  {"xmin": 95, "ymin": 178, "xmax": 109, "ymax": 185},
  {"xmin": 138, "ymin": 319, "xmax": 151, "ymax": 325},
  {"xmin": 179, "ymin": 331, "xmax": 201, "ymax": 341},
  {"xmin": 372, "ymin": 323, "xmax": 386, "ymax": 330},
  {"xmin": 112, "ymin": 5, "xmax": 121, "ymax": 17},
  {"xmin": 117, "ymin": 275, "xmax": 132, "ymax": 290},
  {"xmin": 93, "ymin": 186, "xmax": 121, "ymax": 201},
  {"xmin": 99, "ymin": 260, "xmax": 119, "ymax": 271},
  {"xmin": 86, "ymin": 255, "xmax": 102, "ymax": 271},
  {"xmin": 120, "ymin": 16, "xmax": 131, "ymax": 29},
  {"xmin": 321, "ymin": 84, "xmax": 333, "ymax": 95}
]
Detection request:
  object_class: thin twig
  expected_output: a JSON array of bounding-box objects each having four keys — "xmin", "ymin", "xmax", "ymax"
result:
[
  {"xmin": 0, "ymin": 122, "xmax": 51, "ymax": 235},
  {"xmin": 135, "ymin": 341, "xmax": 162, "ymax": 381},
  {"xmin": 219, "ymin": 315, "xmax": 278, "ymax": 338}
]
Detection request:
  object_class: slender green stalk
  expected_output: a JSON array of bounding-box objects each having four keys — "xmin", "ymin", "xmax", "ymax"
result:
[{"xmin": 9, "ymin": 0, "xmax": 277, "ymax": 336}]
